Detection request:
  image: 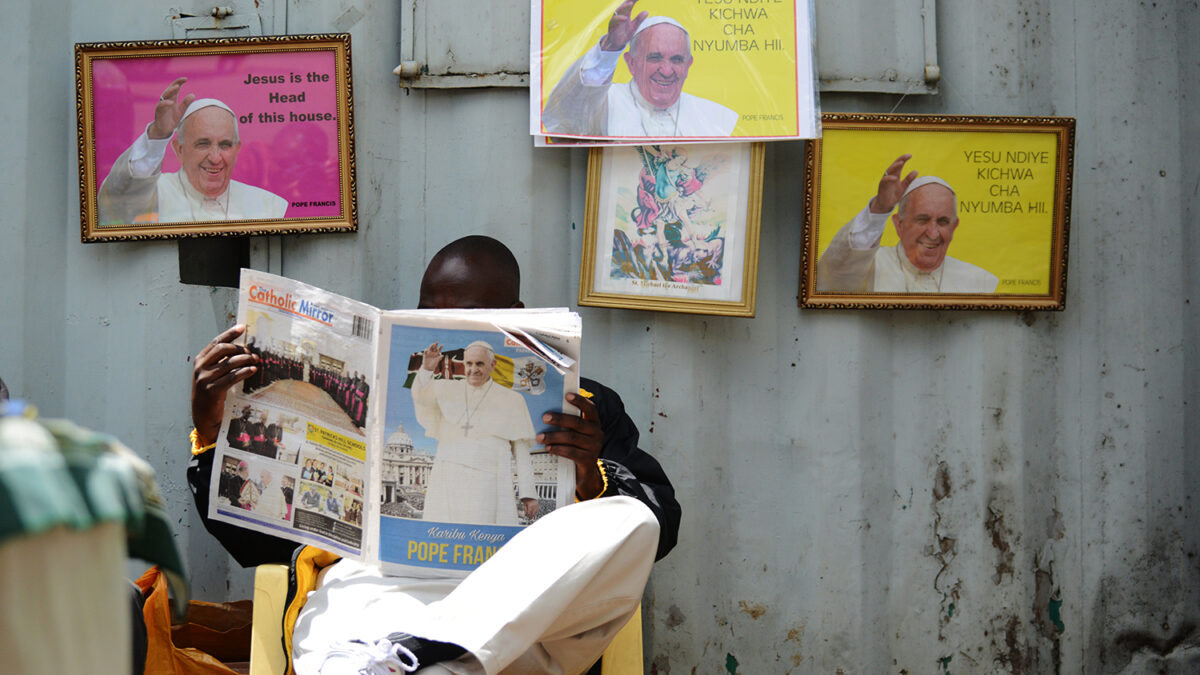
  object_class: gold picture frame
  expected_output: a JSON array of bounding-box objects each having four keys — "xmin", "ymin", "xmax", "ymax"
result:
[
  {"xmin": 579, "ymin": 142, "xmax": 764, "ymax": 317},
  {"xmin": 75, "ymin": 34, "xmax": 357, "ymax": 242},
  {"xmin": 800, "ymin": 113, "xmax": 1075, "ymax": 310}
]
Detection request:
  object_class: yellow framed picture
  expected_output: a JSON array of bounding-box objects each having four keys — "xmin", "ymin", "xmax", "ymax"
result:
[{"xmin": 800, "ymin": 113, "xmax": 1075, "ymax": 310}]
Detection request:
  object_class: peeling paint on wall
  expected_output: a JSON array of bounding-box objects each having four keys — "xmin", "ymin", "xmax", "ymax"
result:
[
  {"xmin": 664, "ymin": 604, "xmax": 685, "ymax": 629},
  {"xmin": 785, "ymin": 623, "xmax": 805, "ymax": 667},
  {"xmin": 930, "ymin": 461, "xmax": 961, "ymax": 637},
  {"xmin": 985, "ymin": 502, "xmax": 1016, "ymax": 585},
  {"xmin": 738, "ymin": 600, "xmax": 766, "ymax": 619},
  {"xmin": 1033, "ymin": 517, "xmax": 1065, "ymax": 670},
  {"xmin": 8, "ymin": 1, "xmax": 1200, "ymax": 673},
  {"xmin": 1089, "ymin": 547, "xmax": 1200, "ymax": 672}
]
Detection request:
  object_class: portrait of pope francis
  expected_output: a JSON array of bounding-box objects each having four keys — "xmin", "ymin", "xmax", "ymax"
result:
[
  {"xmin": 411, "ymin": 340, "xmax": 540, "ymax": 525},
  {"xmin": 541, "ymin": 1, "xmax": 739, "ymax": 139},
  {"xmin": 97, "ymin": 76, "xmax": 288, "ymax": 226}
]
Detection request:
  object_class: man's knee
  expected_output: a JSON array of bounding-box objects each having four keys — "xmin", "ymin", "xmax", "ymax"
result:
[{"xmin": 589, "ymin": 496, "xmax": 660, "ymax": 556}]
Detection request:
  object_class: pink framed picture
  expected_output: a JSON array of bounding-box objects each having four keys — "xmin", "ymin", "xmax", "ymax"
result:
[{"xmin": 75, "ymin": 34, "xmax": 357, "ymax": 242}]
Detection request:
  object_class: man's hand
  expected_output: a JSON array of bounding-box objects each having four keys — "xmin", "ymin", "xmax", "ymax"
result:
[
  {"xmin": 148, "ymin": 77, "xmax": 196, "ymax": 140},
  {"xmin": 192, "ymin": 325, "xmax": 259, "ymax": 446},
  {"xmin": 539, "ymin": 393, "xmax": 606, "ymax": 500},
  {"xmin": 521, "ymin": 497, "xmax": 540, "ymax": 520},
  {"xmin": 599, "ymin": 0, "xmax": 649, "ymax": 52},
  {"xmin": 421, "ymin": 342, "xmax": 442, "ymax": 371},
  {"xmin": 869, "ymin": 153, "xmax": 918, "ymax": 214}
]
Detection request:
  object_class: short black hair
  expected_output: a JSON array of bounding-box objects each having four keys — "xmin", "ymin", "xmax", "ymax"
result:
[{"xmin": 423, "ymin": 235, "xmax": 521, "ymax": 303}]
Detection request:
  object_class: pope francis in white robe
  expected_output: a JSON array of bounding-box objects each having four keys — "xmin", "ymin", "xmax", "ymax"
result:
[
  {"xmin": 816, "ymin": 206, "xmax": 1000, "ymax": 293},
  {"xmin": 541, "ymin": 16, "xmax": 738, "ymax": 139},
  {"xmin": 97, "ymin": 98, "xmax": 287, "ymax": 225},
  {"xmin": 412, "ymin": 343, "xmax": 538, "ymax": 525},
  {"xmin": 817, "ymin": 175, "xmax": 999, "ymax": 294}
]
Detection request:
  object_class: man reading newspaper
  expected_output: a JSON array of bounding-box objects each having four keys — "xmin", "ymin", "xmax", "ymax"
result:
[{"xmin": 186, "ymin": 235, "xmax": 681, "ymax": 674}]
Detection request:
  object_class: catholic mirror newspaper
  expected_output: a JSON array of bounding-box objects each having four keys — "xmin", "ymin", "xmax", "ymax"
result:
[{"xmin": 207, "ymin": 270, "xmax": 580, "ymax": 576}]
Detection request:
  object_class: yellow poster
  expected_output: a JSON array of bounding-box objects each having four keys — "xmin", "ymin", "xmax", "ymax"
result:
[
  {"xmin": 802, "ymin": 115, "xmax": 1075, "ymax": 309},
  {"xmin": 532, "ymin": 0, "xmax": 818, "ymax": 144}
]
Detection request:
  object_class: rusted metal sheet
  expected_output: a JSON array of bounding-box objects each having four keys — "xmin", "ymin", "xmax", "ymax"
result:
[{"xmin": 2, "ymin": 0, "xmax": 1198, "ymax": 672}]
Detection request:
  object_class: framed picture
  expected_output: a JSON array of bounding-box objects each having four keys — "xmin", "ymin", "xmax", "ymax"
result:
[
  {"xmin": 579, "ymin": 142, "xmax": 764, "ymax": 317},
  {"xmin": 799, "ymin": 113, "xmax": 1075, "ymax": 310},
  {"xmin": 75, "ymin": 34, "xmax": 357, "ymax": 242}
]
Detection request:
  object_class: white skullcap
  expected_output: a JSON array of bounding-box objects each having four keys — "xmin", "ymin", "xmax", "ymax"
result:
[
  {"xmin": 176, "ymin": 98, "xmax": 238, "ymax": 139},
  {"xmin": 181, "ymin": 98, "xmax": 235, "ymax": 121},
  {"xmin": 902, "ymin": 175, "xmax": 955, "ymax": 197},
  {"xmin": 464, "ymin": 340, "xmax": 495, "ymax": 357},
  {"xmin": 633, "ymin": 16, "xmax": 688, "ymax": 38}
]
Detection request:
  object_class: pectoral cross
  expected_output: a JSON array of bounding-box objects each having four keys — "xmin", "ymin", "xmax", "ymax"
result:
[{"xmin": 459, "ymin": 381, "xmax": 492, "ymax": 435}]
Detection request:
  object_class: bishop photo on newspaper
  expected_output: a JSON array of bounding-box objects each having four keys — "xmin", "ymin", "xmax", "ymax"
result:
[{"xmin": 207, "ymin": 270, "xmax": 580, "ymax": 576}]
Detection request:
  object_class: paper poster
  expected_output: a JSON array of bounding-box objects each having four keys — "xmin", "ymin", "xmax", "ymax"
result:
[{"xmin": 531, "ymin": 0, "xmax": 819, "ymax": 145}]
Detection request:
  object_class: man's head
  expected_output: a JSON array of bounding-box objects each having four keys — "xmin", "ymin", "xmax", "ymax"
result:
[
  {"xmin": 171, "ymin": 99, "xmax": 241, "ymax": 199},
  {"xmin": 624, "ymin": 18, "xmax": 693, "ymax": 110},
  {"xmin": 260, "ymin": 470, "xmax": 272, "ymax": 486},
  {"xmin": 463, "ymin": 340, "xmax": 497, "ymax": 387},
  {"xmin": 893, "ymin": 178, "xmax": 959, "ymax": 272},
  {"xmin": 237, "ymin": 461, "xmax": 249, "ymax": 478},
  {"xmin": 418, "ymin": 235, "xmax": 523, "ymax": 309}
]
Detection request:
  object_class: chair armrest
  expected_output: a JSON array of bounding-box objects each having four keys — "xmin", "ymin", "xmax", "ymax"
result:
[
  {"xmin": 600, "ymin": 604, "xmax": 643, "ymax": 675},
  {"xmin": 249, "ymin": 564, "xmax": 289, "ymax": 675}
]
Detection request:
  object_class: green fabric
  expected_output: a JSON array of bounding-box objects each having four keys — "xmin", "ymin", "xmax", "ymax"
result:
[{"xmin": 0, "ymin": 411, "xmax": 189, "ymax": 617}]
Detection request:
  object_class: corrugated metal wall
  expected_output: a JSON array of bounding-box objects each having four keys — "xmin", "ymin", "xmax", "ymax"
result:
[{"xmin": 1, "ymin": 0, "xmax": 1196, "ymax": 672}]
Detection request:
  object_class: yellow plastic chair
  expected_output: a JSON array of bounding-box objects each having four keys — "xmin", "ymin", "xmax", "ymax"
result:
[
  {"xmin": 249, "ymin": 564, "xmax": 643, "ymax": 674},
  {"xmin": 248, "ymin": 565, "xmax": 289, "ymax": 675}
]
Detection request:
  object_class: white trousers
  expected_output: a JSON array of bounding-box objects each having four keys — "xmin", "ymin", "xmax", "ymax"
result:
[{"xmin": 293, "ymin": 496, "xmax": 660, "ymax": 675}]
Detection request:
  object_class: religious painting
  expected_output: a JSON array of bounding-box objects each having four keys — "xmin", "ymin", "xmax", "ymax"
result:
[
  {"xmin": 75, "ymin": 34, "xmax": 357, "ymax": 242},
  {"xmin": 799, "ymin": 113, "xmax": 1075, "ymax": 310},
  {"xmin": 579, "ymin": 142, "xmax": 764, "ymax": 316},
  {"xmin": 531, "ymin": 0, "xmax": 819, "ymax": 146}
]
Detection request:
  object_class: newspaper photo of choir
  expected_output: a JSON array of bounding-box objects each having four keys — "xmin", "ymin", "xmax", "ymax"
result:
[{"xmin": 241, "ymin": 336, "xmax": 370, "ymax": 429}]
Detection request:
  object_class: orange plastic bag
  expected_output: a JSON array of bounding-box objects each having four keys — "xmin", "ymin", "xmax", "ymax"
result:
[{"xmin": 135, "ymin": 566, "xmax": 241, "ymax": 675}]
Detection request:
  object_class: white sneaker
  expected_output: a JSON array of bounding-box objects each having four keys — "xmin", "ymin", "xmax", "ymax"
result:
[{"xmin": 319, "ymin": 637, "xmax": 419, "ymax": 674}]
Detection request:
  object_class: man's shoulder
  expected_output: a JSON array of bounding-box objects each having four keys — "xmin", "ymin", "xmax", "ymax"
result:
[
  {"xmin": 678, "ymin": 92, "xmax": 736, "ymax": 117},
  {"xmin": 229, "ymin": 180, "xmax": 289, "ymax": 214},
  {"xmin": 943, "ymin": 254, "xmax": 994, "ymax": 275},
  {"xmin": 942, "ymin": 255, "xmax": 1000, "ymax": 291},
  {"xmin": 678, "ymin": 93, "xmax": 739, "ymax": 136},
  {"xmin": 580, "ymin": 377, "xmax": 636, "ymax": 432},
  {"xmin": 491, "ymin": 381, "xmax": 527, "ymax": 401},
  {"xmin": 580, "ymin": 377, "xmax": 624, "ymax": 407},
  {"xmin": 872, "ymin": 244, "xmax": 903, "ymax": 268}
]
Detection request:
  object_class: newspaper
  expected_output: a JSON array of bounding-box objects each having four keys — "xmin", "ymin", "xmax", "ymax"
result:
[{"xmin": 207, "ymin": 270, "xmax": 580, "ymax": 575}]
